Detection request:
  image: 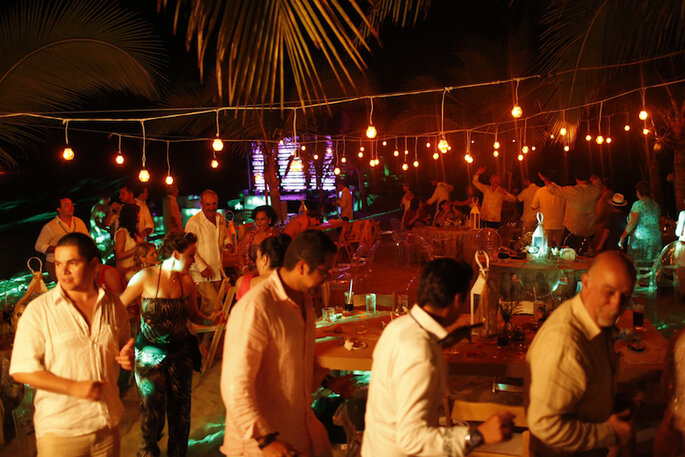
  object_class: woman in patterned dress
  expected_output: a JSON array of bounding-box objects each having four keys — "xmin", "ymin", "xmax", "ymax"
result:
[{"xmin": 620, "ymin": 181, "xmax": 662, "ymax": 265}]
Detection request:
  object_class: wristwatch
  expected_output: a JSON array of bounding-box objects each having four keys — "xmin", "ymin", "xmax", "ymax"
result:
[{"xmin": 464, "ymin": 427, "xmax": 484, "ymax": 454}]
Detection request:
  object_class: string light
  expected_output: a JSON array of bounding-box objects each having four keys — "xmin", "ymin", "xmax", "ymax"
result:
[
  {"xmin": 393, "ymin": 149, "xmax": 399, "ymax": 157},
  {"xmin": 596, "ymin": 135, "xmax": 604, "ymax": 144},
  {"xmin": 165, "ymin": 141, "xmax": 174, "ymax": 185},
  {"xmin": 493, "ymin": 150, "xmax": 499, "ymax": 157},
  {"xmin": 138, "ymin": 120, "xmax": 149, "ymax": 182},
  {"xmin": 301, "ymin": 145, "xmax": 306, "ymax": 151},
  {"xmin": 341, "ymin": 157, "xmax": 347, "ymax": 163},
  {"xmin": 115, "ymin": 134, "xmax": 124, "ymax": 165},
  {"xmin": 366, "ymin": 97, "xmax": 377, "ymax": 138},
  {"xmin": 511, "ymin": 79, "xmax": 522, "ymax": 118},
  {"xmin": 606, "ymin": 137, "xmax": 612, "ymax": 143},
  {"xmin": 639, "ymin": 110, "xmax": 648, "ymax": 120},
  {"xmin": 522, "ymin": 145, "xmax": 529, "ymax": 154},
  {"xmin": 564, "ymin": 145, "xmax": 570, "ymax": 152},
  {"xmin": 624, "ymin": 125, "xmax": 631, "ymax": 131},
  {"xmin": 517, "ymin": 154, "xmax": 524, "ymax": 161},
  {"xmin": 493, "ymin": 141, "xmax": 500, "ymax": 149},
  {"xmin": 531, "ymin": 146, "xmax": 536, "ymax": 151},
  {"xmin": 426, "ymin": 142, "xmax": 431, "ymax": 148},
  {"xmin": 213, "ymin": 110, "xmax": 224, "ymax": 151},
  {"xmin": 334, "ymin": 167, "xmax": 341, "ymax": 175},
  {"xmin": 62, "ymin": 120, "xmax": 74, "ymax": 161},
  {"xmin": 550, "ymin": 133, "xmax": 555, "ymax": 139},
  {"xmin": 402, "ymin": 163, "xmax": 409, "ymax": 171},
  {"xmin": 438, "ymin": 138, "xmax": 449, "ymax": 153},
  {"xmin": 464, "ymin": 154, "xmax": 473, "ymax": 163},
  {"xmin": 313, "ymin": 154, "xmax": 319, "ymax": 160},
  {"xmin": 433, "ymin": 152, "xmax": 439, "ymax": 160},
  {"xmin": 358, "ymin": 151, "xmax": 364, "ymax": 158},
  {"xmin": 413, "ymin": 160, "xmax": 419, "ymax": 167},
  {"xmin": 560, "ymin": 127, "xmax": 567, "ymax": 136},
  {"xmin": 643, "ymin": 128, "xmax": 650, "ymax": 135},
  {"xmin": 360, "ymin": 146, "xmax": 365, "ymax": 152},
  {"xmin": 585, "ymin": 134, "xmax": 592, "ymax": 141},
  {"xmin": 382, "ymin": 141, "xmax": 387, "ymax": 146}
]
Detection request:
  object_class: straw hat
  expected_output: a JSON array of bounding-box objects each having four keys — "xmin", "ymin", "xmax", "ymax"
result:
[{"xmin": 609, "ymin": 193, "xmax": 628, "ymax": 207}]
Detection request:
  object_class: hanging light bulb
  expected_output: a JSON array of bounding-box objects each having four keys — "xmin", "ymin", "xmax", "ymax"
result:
[
  {"xmin": 369, "ymin": 159, "xmax": 375, "ymax": 167},
  {"xmin": 531, "ymin": 146, "xmax": 536, "ymax": 151},
  {"xmin": 360, "ymin": 146, "xmax": 365, "ymax": 152},
  {"xmin": 404, "ymin": 149, "xmax": 409, "ymax": 155},
  {"xmin": 493, "ymin": 150, "xmax": 499, "ymax": 157},
  {"xmin": 438, "ymin": 138, "xmax": 449, "ymax": 153},
  {"xmin": 357, "ymin": 151, "xmax": 364, "ymax": 158},
  {"xmin": 517, "ymin": 154, "xmax": 524, "ymax": 161},
  {"xmin": 560, "ymin": 127, "xmax": 567, "ymax": 136},
  {"xmin": 313, "ymin": 154, "xmax": 319, "ymax": 160},
  {"xmin": 62, "ymin": 147, "xmax": 74, "ymax": 161},
  {"xmin": 341, "ymin": 157, "xmax": 347, "ymax": 163},
  {"xmin": 366, "ymin": 125, "xmax": 377, "ymax": 139},
  {"xmin": 585, "ymin": 134, "xmax": 592, "ymax": 141},
  {"xmin": 334, "ymin": 166, "xmax": 341, "ymax": 175},
  {"xmin": 596, "ymin": 135, "xmax": 604, "ymax": 144},
  {"xmin": 464, "ymin": 154, "xmax": 472, "ymax": 163},
  {"xmin": 624, "ymin": 125, "xmax": 631, "ymax": 132},
  {"xmin": 138, "ymin": 168, "xmax": 150, "ymax": 182},
  {"xmin": 211, "ymin": 159, "xmax": 219, "ymax": 168},
  {"xmin": 522, "ymin": 145, "xmax": 529, "ymax": 154},
  {"xmin": 412, "ymin": 160, "xmax": 419, "ymax": 167},
  {"xmin": 511, "ymin": 105, "xmax": 523, "ymax": 118},
  {"xmin": 426, "ymin": 142, "xmax": 431, "ymax": 148},
  {"xmin": 115, "ymin": 153, "xmax": 125, "ymax": 165},
  {"xmin": 165, "ymin": 175, "xmax": 174, "ymax": 185},
  {"xmin": 564, "ymin": 145, "xmax": 570, "ymax": 152},
  {"xmin": 301, "ymin": 145, "xmax": 306, "ymax": 151},
  {"xmin": 382, "ymin": 141, "xmax": 387, "ymax": 146},
  {"xmin": 326, "ymin": 147, "xmax": 332, "ymax": 153},
  {"xmin": 550, "ymin": 134, "xmax": 555, "ymax": 139},
  {"xmin": 432, "ymin": 152, "xmax": 439, "ymax": 160},
  {"xmin": 639, "ymin": 110, "xmax": 648, "ymax": 121},
  {"xmin": 493, "ymin": 141, "xmax": 500, "ymax": 149},
  {"xmin": 643, "ymin": 128, "xmax": 650, "ymax": 135},
  {"xmin": 212, "ymin": 138, "xmax": 224, "ymax": 151},
  {"xmin": 393, "ymin": 149, "xmax": 399, "ymax": 157},
  {"xmin": 402, "ymin": 163, "xmax": 409, "ymax": 171},
  {"xmin": 606, "ymin": 137, "xmax": 612, "ymax": 144}
]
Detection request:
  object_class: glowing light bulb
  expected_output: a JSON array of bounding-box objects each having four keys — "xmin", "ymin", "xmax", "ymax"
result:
[
  {"xmin": 165, "ymin": 175, "xmax": 174, "ymax": 185},
  {"xmin": 596, "ymin": 135, "xmax": 604, "ymax": 144},
  {"xmin": 522, "ymin": 145, "xmax": 529, "ymax": 154},
  {"xmin": 639, "ymin": 110, "xmax": 648, "ymax": 121},
  {"xmin": 279, "ymin": 140, "xmax": 285, "ymax": 145},
  {"xmin": 211, "ymin": 159, "xmax": 219, "ymax": 168},
  {"xmin": 624, "ymin": 125, "xmax": 631, "ymax": 132},
  {"xmin": 301, "ymin": 145, "xmax": 306, "ymax": 151},
  {"xmin": 341, "ymin": 157, "xmax": 347, "ymax": 163},
  {"xmin": 313, "ymin": 154, "xmax": 319, "ymax": 160},
  {"xmin": 412, "ymin": 160, "xmax": 419, "ymax": 167},
  {"xmin": 326, "ymin": 147, "xmax": 332, "ymax": 153},
  {"xmin": 366, "ymin": 125, "xmax": 377, "ymax": 139},
  {"xmin": 493, "ymin": 150, "xmax": 499, "ymax": 157},
  {"xmin": 606, "ymin": 137, "xmax": 612, "ymax": 144},
  {"xmin": 138, "ymin": 168, "xmax": 150, "ymax": 182},
  {"xmin": 115, "ymin": 153, "xmax": 124, "ymax": 165},
  {"xmin": 464, "ymin": 154, "xmax": 473, "ymax": 163},
  {"xmin": 585, "ymin": 135, "xmax": 592, "ymax": 141},
  {"xmin": 531, "ymin": 146, "xmax": 536, "ymax": 151},
  {"xmin": 212, "ymin": 138, "xmax": 224, "ymax": 151},
  {"xmin": 564, "ymin": 145, "xmax": 570, "ymax": 152},
  {"xmin": 291, "ymin": 159, "xmax": 303, "ymax": 172},
  {"xmin": 62, "ymin": 147, "xmax": 74, "ymax": 161},
  {"xmin": 550, "ymin": 134, "xmax": 555, "ymax": 139},
  {"xmin": 404, "ymin": 149, "xmax": 409, "ymax": 155},
  {"xmin": 402, "ymin": 163, "xmax": 409, "ymax": 171},
  {"xmin": 393, "ymin": 150, "xmax": 399, "ymax": 157},
  {"xmin": 517, "ymin": 154, "xmax": 524, "ymax": 161},
  {"xmin": 369, "ymin": 159, "xmax": 375, "ymax": 167},
  {"xmin": 643, "ymin": 128, "xmax": 649, "ymax": 135},
  {"xmin": 426, "ymin": 142, "xmax": 431, "ymax": 148},
  {"xmin": 493, "ymin": 141, "xmax": 500, "ymax": 149},
  {"xmin": 432, "ymin": 152, "xmax": 439, "ymax": 160},
  {"xmin": 357, "ymin": 151, "xmax": 364, "ymax": 158},
  {"xmin": 438, "ymin": 139, "xmax": 449, "ymax": 153},
  {"xmin": 511, "ymin": 105, "xmax": 522, "ymax": 118},
  {"xmin": 382, "ymin": 141, "xmax": 387, "ymax": 146},
  {"xmin": 560, "ymin": 127, "xmax": 567, "ymax": 136},
  {"xmin": 334, "ymin": 167, "xmax": 341, "ymax": 175}
]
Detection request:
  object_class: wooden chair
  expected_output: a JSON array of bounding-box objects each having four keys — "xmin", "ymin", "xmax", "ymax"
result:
[
  {"xmin": 449, "ymin": 399, "xmax": 530, "ymax": 457},
  {"xmin": 334, "ymin": 222, "xmax": 355, "ymax": 267}
]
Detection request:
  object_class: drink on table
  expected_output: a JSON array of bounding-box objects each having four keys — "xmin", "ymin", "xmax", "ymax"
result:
[{"xmin": 632, "ymin": 302, "xmax": 645, "ymax": 331}]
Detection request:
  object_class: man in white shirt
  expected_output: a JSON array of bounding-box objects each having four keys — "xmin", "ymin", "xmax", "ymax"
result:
[
  {"xmin": 221, "ymin": 230, "xmax": 341, "ymax": 457},
  {"xmin": 185, "ymin": 189, "xmax": 227, "ymax": 314},
  {"xmin": 363, "ymin": 258, "xmax": 514, "ymax": 457},
  {"xmin": 35, "ymin": 197, "xmax": 90, "ymax": 281},
  {"xmin": 532, "ymin": 170, "xmax": 566, "ymax": 247},
  {"xmin": 517, "ymin": 179, "xmax": 540, "ymax": 232},
  {"xmin": 426, "ymin": 178, "xmax": 454, "ymax": 208},
  {"xmin": 135, "ymin": 185, "xmax": 155, "ymax": 239},
  {"xmin": 526, "ymin": 251, "xmax": 634, "ymax": 456},
  {"xmin": 163, "ymin": 184, "xmax": 184, "ymax": 234},
  {"xmin": 11, "ymin": 233, "xmax": 134, "ymax": 457},
  {"xmin": 472, "ymin": 167, "xmax": 517, "ymax": 228},
  {"xmin": 336, "ymin": 181, "xmax": 354, "ymax": 220}
]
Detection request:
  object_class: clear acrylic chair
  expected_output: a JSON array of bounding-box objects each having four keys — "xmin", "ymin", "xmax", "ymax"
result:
[{"xmin": 635, "ymin": 241, "xmax": 683, "ymax": 293}]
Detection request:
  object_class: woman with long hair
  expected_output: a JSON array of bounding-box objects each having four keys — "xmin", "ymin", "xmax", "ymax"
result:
[
  {"xmin": 120, "ymin": 231, "xmax": 219, "ymax": 457},
  {"xmin": 239, "ymin": 204, "xmax": 279, "ymax": 272},
  {"xmin": 115, "ymin": 203, "xmax": 140, "ymax": 280},
  {"xmin": 235, "ymin": 233, "xmax": 291, "ymax": 301}
]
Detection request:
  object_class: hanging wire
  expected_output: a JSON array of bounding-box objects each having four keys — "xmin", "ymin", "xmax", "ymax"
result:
[
  {"xmin": 598, "ymin": 102, "xmax": 603, "ymax": 133},
  {"xmin": 369, "ymin": 97, "xmax": 374, "ymax": 125},
  {"xmin": 140, "ymin": 120, "xmax": 146, "ymax": 167},
  {"xmin": 523, "ymin": 118, "xmax": 528, "ymax": 145},
  {"xmin": 118, "ymin": 133, "xmax": 122, "ymax": 152},
  {"xmin": 215, "ymin": 109, "xmax": 221, "ymax": 137},
  {"xmin": 166, "ymin": 141, "xmax": 171, "ymax": 175},
  {"xmin": 514, "ymin": 78, "xmax": 521, "ymax": 105},
  {"xmin": 63, "ymin": 120, "xmax": 70, "ymax": 144},
  {"xmin": 441, "ymin": 88, "xmax": 449, "ymax": 133}
]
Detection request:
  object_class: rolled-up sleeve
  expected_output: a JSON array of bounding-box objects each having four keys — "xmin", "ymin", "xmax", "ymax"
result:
[
  {"xmin": 221, "ymin": 299, "xmax": 272, "ymax": 439},
  {"xmin": 10, "ymin": 304, "xmax": 46, "ymax": 375}
]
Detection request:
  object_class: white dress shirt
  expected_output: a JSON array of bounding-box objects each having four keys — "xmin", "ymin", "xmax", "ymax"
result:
[
  {"xmin": 185, "ymin": 211, "xmax": 227, "ymax": 283},
  {"xmin": 10, "ymin": 285, "xmax": 130, "ymax": 438},
  {"xmin": 34, "ymin": 216, "xmax": 90, "ymax": 263},
  {"xmin": 517, "ymin": 183, "xmax": 540, "ymax": 226},
  {"xmin": 220, "ymin": 270, "xmax": 330, "ymax": 457},
  {"xmin": 472, "ymin": 174, "xmax": 516, "ymax": 223},
  {"xmin": 362, "ymin": 305, "xmax": 468, "ymax": 457},
  {"xmin": 426, "ymin": 182, "xmax": 454, "ymax": 206},
  {"xmin": 135, "ymin": 198, "xmax": 155, "ymax": 235},
  {"xmin": 548, "ymin": 182, "xmax": 601, "ymax": 237},
  {"xmin": 531, "ymin": 186, "xmax": 566, "ymax": 231}
]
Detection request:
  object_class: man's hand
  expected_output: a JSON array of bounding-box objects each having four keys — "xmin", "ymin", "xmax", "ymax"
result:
[
  {"xmin": 201, "ymin": 266, "xmax": 215, "ymax": 279},
  {"xmin": 261, "ymin": 439, "xmax": 299, "ymax": 457},
  {"xmin": 116, "ymin": 338, "xmax": 135, "ymax": 371},
  {"xmin": 478, "ymin": 411, "xmax": 515, "ymax": 444},
  {"xmin": 69, "ymin": 380, "xmax": 104, "ymax": 401},
  {"xmin": 476, "ymin": 166, "xmax": 486, "ymax": 175},
  {"xmin": 608, "ymin": 410, "xmax": 632, "ymax": 446},
  {"xmin": 326, "ymin": 374, "xmax": 357, "ymax": 399}
]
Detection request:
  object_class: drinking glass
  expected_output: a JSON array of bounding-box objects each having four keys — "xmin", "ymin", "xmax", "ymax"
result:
[
  {"xmin": 344, "ymin": 291, "xmax": 354, "ymax": 313},
  {"xmin": 394, "ymin": 293, "xmax": 410, "ymax": 317},
  {"xmin": 322, "ymin": 307, "xmax": 335, "ymax": 322},
  {"xmin": 365, "ymin": 293, "xmax": 377, "ymax": 316},
  {"xmin": 632, "ymin": 302, "xmax": 645, "ymax": 331}
]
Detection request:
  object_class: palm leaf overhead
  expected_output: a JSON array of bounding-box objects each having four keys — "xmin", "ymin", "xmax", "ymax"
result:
[
  {"xmin": 0, "ymin": 0, "xmax": 166, "ymax": 169},
  {"xmin": 159, "ymin": 0, "xmax": 431, "ymax": 107}
]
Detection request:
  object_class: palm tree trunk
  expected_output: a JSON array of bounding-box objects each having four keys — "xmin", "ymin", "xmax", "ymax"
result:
[{"xmin": 264, "ymin": 146, "xmax": 284, "ymax": 222}]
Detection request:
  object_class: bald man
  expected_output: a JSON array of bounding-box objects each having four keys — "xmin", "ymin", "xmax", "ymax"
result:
[{"xmin": 526, "ymin": 251, "xmax": 636, "ymax": 456}]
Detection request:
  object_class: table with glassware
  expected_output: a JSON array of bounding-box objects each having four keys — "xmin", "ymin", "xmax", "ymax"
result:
[
  {"xmin": 314, "ymin": 307, "xmax": 667, "ymax": 383},
  {"xmin": 410, "ymin": 226, "xmax": 483, "ymax": 262}
]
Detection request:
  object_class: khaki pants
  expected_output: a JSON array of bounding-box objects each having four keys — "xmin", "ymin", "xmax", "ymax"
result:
[
  {"xmin": 196, "ymin": 280, "xmax": 221, "ymax": 315},
  {"xmin": 37, "ymin": 426, "xmax": 119, "ymax": 457}
]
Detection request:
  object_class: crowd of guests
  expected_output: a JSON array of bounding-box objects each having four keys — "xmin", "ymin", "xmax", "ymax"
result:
[
  {"xmin": 400, "ymin": 168, "xmax": 665, "ymax": 265},
  {"xmin": 9, "ymin": 173, "xmax": 681, "ymax": 457}
]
